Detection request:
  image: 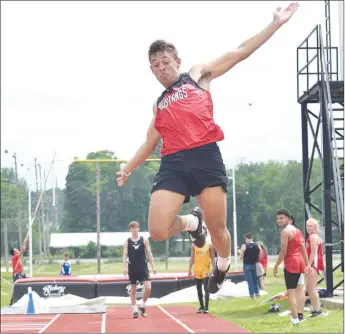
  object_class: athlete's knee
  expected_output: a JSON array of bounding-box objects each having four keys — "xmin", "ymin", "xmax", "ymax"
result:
[
  {"xmin": 144, "ymin": 281, "xmax": 151, "ymax": 292},
  {"xmin": 208, "ymin": 224, "xmax": 230, "ymax": 243},
  {"xmin": 149, "ymin": 225, "xmax": 169, "ymax": 241}
]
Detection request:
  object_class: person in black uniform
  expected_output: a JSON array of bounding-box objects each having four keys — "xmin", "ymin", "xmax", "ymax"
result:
[
  {"xmin": 122, "ymin": 221, "xmax": 157, "ymax": 318},
  {"xmin": 239, "ymin": 232, "xmax": 262, "ymax": 299}
]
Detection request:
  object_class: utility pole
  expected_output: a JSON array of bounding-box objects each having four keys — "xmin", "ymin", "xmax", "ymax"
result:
[
  {"xmin": 44, "ymin": 170, "xmax": 49, "ymax": 255},
  {"xmin": 13, "ymin": 153, "xmax": 23, "ymax": 249},
  {"xmin": 34, "ymin": 158, "xmax": 43, "ymax": 257},
  {"xmin": 55, "ymin": 178, "xmax": 59, "ymax": 228},
  {"xmin": 39, "ymin": 164, "xmax": 46, "ymax": 257},
  {"xmin": 228, "ymin": 168, "xmax": 238, "ymax": 270},
  {"xmin": 96, "ymin": 161, "xmax": 101, "ymax": 274}
]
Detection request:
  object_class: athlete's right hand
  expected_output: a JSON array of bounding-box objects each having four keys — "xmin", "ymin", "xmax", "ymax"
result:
[
  {"xmin": 123, "ymin": 267, "xmax": 128, "ymax": 276},
  {"xmin": 116, "ymin": 163, "xmax": 130, "ymax": 187},
  {"xmin": 188, "ymin": 271, "xmax": 193, "ymax": 277}
]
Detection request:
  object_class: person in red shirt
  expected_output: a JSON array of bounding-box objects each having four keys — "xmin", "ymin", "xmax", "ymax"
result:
[
  {"xmin": 305, "ymin": 218, "xmax": 324, "ymax": 317},
  {"xmin": 116, "ymin": 3, "xmax": 299, "ymax": 294},
  {"xmin": 273, "ymin": 209, "xmax": 311, "ymax": 326},
  {"xmin": 257, "ymin": 241, "xmax": 268, "ymax": 290},
  {"xmin": 9, "ymin": 235, "xmax": 28, "ymax": 305}
]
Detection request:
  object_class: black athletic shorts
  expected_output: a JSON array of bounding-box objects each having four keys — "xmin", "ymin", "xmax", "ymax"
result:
[
  {"xmin": 151, "ymin": 142, "xmax": 227, "ymax": 203},
  {"xmin": 13, "ymin": 272, "xmax": 27, "ymax": 283},
  {"xmin": 128, "ymin": 269, "xmax": 151, "ymax": 285},
  {"xmin": 284, "ymin": 268, "xmax": 304, "ymax": 290}
]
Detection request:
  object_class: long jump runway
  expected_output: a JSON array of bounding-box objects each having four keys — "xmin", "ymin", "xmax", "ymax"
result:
[{"xmin": 0, "ymin": 306, "xmax": 249, "ymax": 333}]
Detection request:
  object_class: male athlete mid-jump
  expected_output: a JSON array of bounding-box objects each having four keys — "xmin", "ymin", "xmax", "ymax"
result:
[{"xmin": 117, "ymin": 3, "xmax": 299, "ymax": 293}]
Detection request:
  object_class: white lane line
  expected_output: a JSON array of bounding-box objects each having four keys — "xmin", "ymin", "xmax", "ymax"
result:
[
  {"xmin": 101, "ymin": 312, "xmax": 106, "ymax": 333},
  {"xmin": 38, "ymin": 314, "xmax": 60, "ymax": 333},
  {"xmin": 157, "ymin": 305, "xmax": 195, "ymax": 333}
]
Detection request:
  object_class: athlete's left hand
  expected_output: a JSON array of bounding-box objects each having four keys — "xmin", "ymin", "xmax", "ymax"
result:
[
  {"xmin": 273, "ymin": 266, "xmax": 278, "ymax": 278},
  {"xmin": 152, "ymin": 267, "xmax": 157, "ymax": 275},
  {"xmin": 273, "ymin": 2, "xmax": 299, "ymax": 26}
]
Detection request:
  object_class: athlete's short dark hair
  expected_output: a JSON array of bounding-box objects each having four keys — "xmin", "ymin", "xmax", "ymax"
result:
[
  {"xmin": 244, "ymin": 232, "xmax": 253, "ymax": 239},
  {"xmin": 148, "ymin": 40, "xmax": 178, "ymax": 61},
  {"xmin": 276, "ymin": 209, "xmax": 290, "ymax": 218},
  {"xmin": 290, "ymin": 215, "xmax": 296, "ymax": 226},
  {"xmin": 9, "ymin": 248, "xmax": 15, "ymax": 256},
  {"xmin": 128, "ymin": 221, "xmax": 140, "ymax": 229}
]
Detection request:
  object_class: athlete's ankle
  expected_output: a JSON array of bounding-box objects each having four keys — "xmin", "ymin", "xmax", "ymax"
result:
[
  {"xmin": 217, "ymin": 256, "xmax": 231, "ymax": 272},
  {"xmin": 182, "ymin": 214, "xmax": 198, "ymax": 232},
  {"xmin": 132, "ymin": 305, "xmax": 138, "ymax": 312}
]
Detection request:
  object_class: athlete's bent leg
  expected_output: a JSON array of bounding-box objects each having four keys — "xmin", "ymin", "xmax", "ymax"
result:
[
  {"xmin": 139, "ymin": 280, "xmax": 151, "ymax": 317},
  {"xmin": 287, "ymin": 289, "xmax": 298, "ymax": 320},
  {"xmin": 196, "ymin": 186, "xmax": 230, "ymax": 293},
  {"xmin": 195, "ymin": 278, "xmax": 204, "ymax": 312},
  {"xmin": 202, "ymin": 277, "xmax": 210, "ymax": 312},
  {"xmin": 130, "ymin": 284, "xmax": 138, "ymax": 318},
  {"xmin": 284, "ymin": 270, "xmax": 300, "ymax": 324},
  {"xmin": 148, "ymin": 190, "xmax": 205, "ymax": 247},
  {"xmin": 306, "ymin": 269, "xmax": 321, "ymax": 313}
]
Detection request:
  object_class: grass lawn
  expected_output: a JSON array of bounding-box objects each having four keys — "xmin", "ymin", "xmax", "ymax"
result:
[{"xmin": 1, "ymin": 262, "xmax": 343, "ymax": 333}]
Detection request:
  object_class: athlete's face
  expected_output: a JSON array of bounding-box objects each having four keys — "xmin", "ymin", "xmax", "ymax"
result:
[
  {"xmin": 130, "ymin": 225, "xmax": 139, "ymax": 237},
  {"xmin": 150, "ymin": 51, "xmax": 181, "ymax": 88},
  {"xmin": 276, "ymin": 214, "xmax": 289, "ymax": 229},
  {"xmin": 306, "ymin": 221, "xmax": 316, "ymax": 234}
]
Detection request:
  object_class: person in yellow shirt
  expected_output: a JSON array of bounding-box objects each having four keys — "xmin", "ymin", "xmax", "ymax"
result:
[{"xmin": 188, "ymin": 225, "xmax": 216, "ymax": 313}]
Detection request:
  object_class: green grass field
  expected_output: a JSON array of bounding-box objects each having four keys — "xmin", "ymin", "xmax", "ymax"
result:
[{"xmin": 1, "ymin": 261, "xmax": 343, "ymax": 333}]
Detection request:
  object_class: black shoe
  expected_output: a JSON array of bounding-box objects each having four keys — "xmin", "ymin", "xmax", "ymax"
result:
[
  {"xmin": 197, "ymin": 307, "xmax": 204, "ymax": 313},
  {"xmin": 298, "ymin": 313, "xmax": 304, "ymax": 321},
  {"xmin": 310, "ymin": 310, "xmax": 323, "ymax": 317},
  {"xmin": 188, "ymin": 207, "xmax": 205, "ymax": 248},
  {"xmin": 203, "ymin": 307, "xmax": 209, "ymax": 314},
  {"xmin": 207, "ymin": 263, "xmax": 230, "ymax": 294},
  {"xmin": 133, "ymin": 311, "xmax": 139, "ymax": 318},
  {"xmin": 139, "ymin": 306, "xmax": 147, "ymax": 317}
]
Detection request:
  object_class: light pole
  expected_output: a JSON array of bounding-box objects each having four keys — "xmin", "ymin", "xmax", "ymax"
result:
[{"xmin": 228, "ymin": 169, "xmax": 238, "ymax": 270}]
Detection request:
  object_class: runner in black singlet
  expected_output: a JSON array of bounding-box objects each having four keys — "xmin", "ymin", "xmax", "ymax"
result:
[{"xmin": 123, "ymin": 221, "xmax": 156, "ymax": 318}]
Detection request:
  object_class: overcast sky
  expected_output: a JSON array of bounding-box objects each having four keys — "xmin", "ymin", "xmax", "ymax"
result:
[{"xmin": 1, "ymin": 1, "xmax": 343, "ymax": 188}]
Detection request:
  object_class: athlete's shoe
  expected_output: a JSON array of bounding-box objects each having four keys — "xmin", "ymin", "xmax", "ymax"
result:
[
  {"xmin": 132, "ymin": 311, "xmax": 138, "ymax": 319},
  {"xmin": 207, "ymin": 263, "xmax": 230, "ymax": 294},
  {"xmin": 310, "ymin": 310, "xmax": 323, "ymax": 317},
  {"xmin": 139, "ymin": 306, "xmax": 147, "ymax": 317},
  {"xmin": 196, "ymin": 307, "xmax": 204, "ymax": 313},
  {"xmin": 203, "ymin": 307, "xmax": 209, "ymax": 314},
  {"xmin": 188, "ymin": 207, "xmax": 205, "ymax": 248},
  {"xmin": 288, "ymin": 320, "xmax": 299, "ymax": 327}
]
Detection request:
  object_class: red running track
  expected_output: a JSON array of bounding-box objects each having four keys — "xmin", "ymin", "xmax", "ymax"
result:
[{"xmin": 0, "ymin": 306, "xmax": 249, "ymax": 333}]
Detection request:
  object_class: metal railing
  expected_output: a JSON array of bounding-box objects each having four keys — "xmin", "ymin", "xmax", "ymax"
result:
[
  {"xmin": 297, "ymin": 25, "xmax": 339, "ymax": 100},
  {"xmin": 318, "ymin": 24, "xmax": 344, "ymax": 227}
]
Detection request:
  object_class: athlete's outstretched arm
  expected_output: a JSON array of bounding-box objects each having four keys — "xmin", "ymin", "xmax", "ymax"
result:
[
  {"xmin": 273, "ymin": 229, "xmax": 289, "ymax": 277},
  {"xmin": 116, "ymin": 104, "xmax": 161, "ymax": 186},
  {"xmin": 191, "ymin": 2, "xmax": 299, "ymax": 82},
  {"xmin": 144, "ymin": 238, "xmax": 157, "ymax": 274},
  {"xmin": 18, "ymin": 235, "xmax": 28, "ymax": 256}
]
